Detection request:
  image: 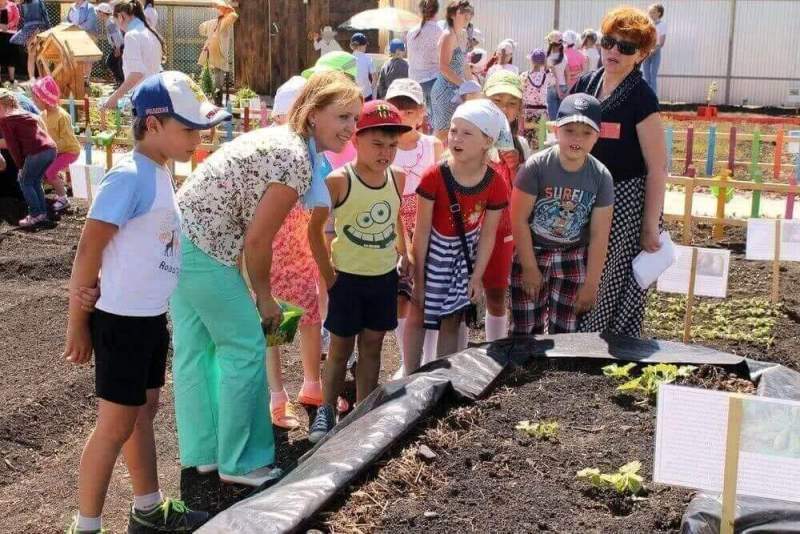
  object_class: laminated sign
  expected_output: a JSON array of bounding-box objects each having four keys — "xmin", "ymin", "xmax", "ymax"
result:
[{"xmin": 654, "ymin": 385, "xmax": 800, "ymax": 533}]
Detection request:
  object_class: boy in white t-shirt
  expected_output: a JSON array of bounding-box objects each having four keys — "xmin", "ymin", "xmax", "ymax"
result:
[
  {"xmin": 350, "ymin": 32, "xmax": 376, "ymax": 100},
  {"xmin": 63, "ymin": 72, "xmax": 230, "ymax": 534}
]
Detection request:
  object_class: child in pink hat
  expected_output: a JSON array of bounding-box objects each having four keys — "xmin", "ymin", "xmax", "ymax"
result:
[{"xmin": 31, "ymin": 76, "xmax": 80, "ymax": 213}]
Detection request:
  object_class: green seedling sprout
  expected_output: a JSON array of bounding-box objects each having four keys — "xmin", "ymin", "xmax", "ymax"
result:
[
  {"xmin": 602, "ymin": 363, "xmax": 637, "ymax": 381},
  {"xmin": 515, "ymin": 420, "xmax": 560, "ymax": 440},
  {"xmin": 576, "ymin": 461, "xmax": 644, "ymax": 495}
]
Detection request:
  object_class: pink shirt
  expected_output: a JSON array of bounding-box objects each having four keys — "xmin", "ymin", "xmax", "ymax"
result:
[
  {"xmin": 1, "ymin": 2, "xmax": 20, "ymax": 31},
  {"xmin": 324, "ymin": 140, "xmax": 356, "ymax": 171}
]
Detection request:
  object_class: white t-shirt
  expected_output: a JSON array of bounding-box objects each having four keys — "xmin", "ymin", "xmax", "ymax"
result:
[
  {"xmin": 313, "ymin": 38, "xmax": 342, "ymax": 56},
  {"xmin": 144, "ymin": 5, "xmax": 158, "ymax": 29},
  {"xmin": 406, "ymin": 21, "xmax": 444, "ymax": 84},
  {"xmin": 487, "ymin": 63, "xmax": 520, "ymax": 78},
  {"xmin": 393, "ymin": 134, "xmax": 438, "ymax": 195},
  {"xmin": 122, "ymin": 18, "xmax": 162, "ymax": 79},
  {"xmin": 654, "ymin": 19, "xmax": 667, "ymax": 46},
  {"xmin": 583, "ymin": 47, "xmax": 600, "ymax": 70},
  {"xmin": 353, "ymin": 51, "xmax": 375, "ymax": 98},
  {"xmin": 89, "ymin": 152, "xmax": 180, "ymax": 317}
]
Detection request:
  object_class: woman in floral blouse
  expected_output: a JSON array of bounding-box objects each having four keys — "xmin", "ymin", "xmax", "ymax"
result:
[{"xmin": 170, "ymin": 71, "xmax": 363, "ymax": 487}]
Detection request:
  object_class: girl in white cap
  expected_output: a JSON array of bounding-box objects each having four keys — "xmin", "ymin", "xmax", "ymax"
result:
[{"xmin": 403, "ymin": 99, "xmax": 506, "ymax": 370}]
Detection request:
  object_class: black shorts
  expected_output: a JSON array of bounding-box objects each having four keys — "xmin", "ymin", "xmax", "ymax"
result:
[
  {"xmin": 90, "ymin": 309, "xmax": 169, "ymax": 406},
  {"xmin": 324, "ymin": 270, "xmax": 399, "ymax": 337}
]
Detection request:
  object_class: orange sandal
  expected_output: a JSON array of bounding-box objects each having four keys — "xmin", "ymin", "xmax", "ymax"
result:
[
  {"xmin": 270, "ymin": 401, "xmax": 300, "ymax": 430},
  {"xmin": 297, "ymin": 387, "xmax": 323, "ymax": 407}
]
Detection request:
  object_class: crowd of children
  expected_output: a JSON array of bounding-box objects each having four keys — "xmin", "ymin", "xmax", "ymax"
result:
[{"xmin": 37, "ymin": 3, "xmax": 674, "ymax": 531}]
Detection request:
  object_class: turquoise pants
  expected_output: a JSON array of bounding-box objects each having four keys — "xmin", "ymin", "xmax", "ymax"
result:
[{"xmin": 170, "ymin": 235, "xmax": 274, "ymax": 475}]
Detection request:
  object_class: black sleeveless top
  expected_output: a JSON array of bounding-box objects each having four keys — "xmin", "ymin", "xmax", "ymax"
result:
[{"xmin": 571, "ymin": 68, "xmax": 659, "ymax": 181}]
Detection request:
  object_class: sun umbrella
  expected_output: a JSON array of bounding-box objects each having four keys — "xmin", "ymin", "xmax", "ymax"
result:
[{"xmin": 340, "ymin": 7, "xmax": 422, "ymax": 33}]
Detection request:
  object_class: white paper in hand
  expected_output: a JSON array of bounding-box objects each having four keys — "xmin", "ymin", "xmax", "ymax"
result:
[{"xmin": 632, "ymin": 230, "xmax": 678, "ymax": 289}]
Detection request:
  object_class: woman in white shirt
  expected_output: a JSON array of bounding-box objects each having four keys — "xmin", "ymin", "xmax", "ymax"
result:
[
  {"xmin": 143, "ymin": 0, "xmax": 158, "ymax": 29},
  {"xmin": 544, "ymin": 30, "xmax": 567, "ymax": 120},
  {"xmin": 102, "ymin": 0, "xmax": 163, "ymax": 110},
  {"xmin": 405, "ymin": 0, "xmax": 442, "ymax": 118}
]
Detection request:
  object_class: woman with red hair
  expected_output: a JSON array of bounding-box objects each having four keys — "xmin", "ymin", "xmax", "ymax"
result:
[{"xmin": 570, "ymin": 6, "xmax": 667, "ymax": 337}]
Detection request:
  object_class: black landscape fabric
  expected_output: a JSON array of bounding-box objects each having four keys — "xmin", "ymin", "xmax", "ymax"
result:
[{"xmin": 199, "ymin": 333, "xmax": 800, "ymax": 534}]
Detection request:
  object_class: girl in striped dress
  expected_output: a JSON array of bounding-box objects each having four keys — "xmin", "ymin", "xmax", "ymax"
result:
[{"xmin": 403, "ymin": 99, "xmax": 507, "ymax": 370}]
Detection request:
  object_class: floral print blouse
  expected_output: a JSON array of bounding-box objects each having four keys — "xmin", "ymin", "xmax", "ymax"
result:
[{"xmin": 177, "ymin": 125, "xmax": 312, "ymax": 266}]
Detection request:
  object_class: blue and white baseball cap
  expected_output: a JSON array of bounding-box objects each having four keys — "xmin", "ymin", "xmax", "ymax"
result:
[{"xmin": 131, "ymin": 71, "xmax": 231, "ymax": 129}]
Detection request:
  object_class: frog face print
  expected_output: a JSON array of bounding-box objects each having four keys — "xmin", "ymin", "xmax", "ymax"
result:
[{"xmin": 344, "ymin": 200, "xmax": 396, "ymax": 249}]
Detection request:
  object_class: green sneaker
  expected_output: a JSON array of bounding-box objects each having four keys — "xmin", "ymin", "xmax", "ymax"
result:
[
  {"xmin": 127, "ymin": 498, "xmax": 209, "ymax": 533},
  {"xmin": 65, "ymin": 517, "xmax": 108, "ymax": 534}
]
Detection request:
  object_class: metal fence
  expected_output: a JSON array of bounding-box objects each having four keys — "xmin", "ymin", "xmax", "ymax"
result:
[
  {"xmin": 49, "ymin": 1, "xmax": 224, "ymax": 83},
  {"xmin": 404, "ymin": 0, "xmax": 800, "ymax": 107}
]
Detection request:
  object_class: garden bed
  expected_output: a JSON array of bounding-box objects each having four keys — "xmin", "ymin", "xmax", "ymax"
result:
[{"xmin": 314, "ymin": 358, "xmax": 757, "ymax": 533}]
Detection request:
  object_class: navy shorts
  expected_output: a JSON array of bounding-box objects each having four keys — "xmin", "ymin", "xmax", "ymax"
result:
[
  {"xmin": 91, "ymin": 309, "xmax": 169, "ymax": 406},
  {"xmin": 324, "ymin": 270, "xmax": 399, "ymax": 337}
]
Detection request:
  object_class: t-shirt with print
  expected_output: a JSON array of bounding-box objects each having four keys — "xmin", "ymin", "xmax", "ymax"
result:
[
  {"xmin": 178, "ymin": 125, "xmax": 312, "ymax": 266},
  {"xmin": 515, "ymin": 146, "xmax": 614, "ymax": 249},
  {"xmin": 416, "ymin": 162, "xmax": 508, "ymax": 237},
  {"xmin": 89, "ymin": 151, "xmax": 181, "ymax": 317}
]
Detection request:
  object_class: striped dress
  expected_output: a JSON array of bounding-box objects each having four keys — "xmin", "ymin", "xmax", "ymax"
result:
[{"xmin": 416, "ymin": 163, "xmax": 508, "ymax": 329}]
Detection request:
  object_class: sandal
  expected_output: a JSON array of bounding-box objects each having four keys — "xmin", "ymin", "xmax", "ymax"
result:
[
  {"xmin": 297, "ymin": 387, "xmax": 323, "ymax": 407},
  {"xmin": 270, "ymin": 401, "xmax": 300, "ymax": 430}
]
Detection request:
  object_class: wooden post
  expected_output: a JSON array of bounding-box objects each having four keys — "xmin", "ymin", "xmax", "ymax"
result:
[
  {"xmin": 84, "ymin": 165, "xmax": 94, "ymax": 204},
  {"xmin": 69, "ymin": 94, "xmax": 76, "ymax": 125},
  {"xmin": 683, "ymin": 174, "xmax": 695, "ymax": 245},
  {"xmin": 683, "ymin": 247, "xmax": 698, "ymax": 343},
  {"xmin": 728, "ymin": 126, "xmax": 737, "ymax": 173},
  {"xmin": 774, "ymin": 127, "xmax": 784, "ymax": 181},
  {"xmin": 705, "ymin": 125, "xmax": 717, "ymax": 177},
  {"xmin": 713, "ymin": 170, "xmax": 729, "ymax": 240},
  {"xmin": 84, "ymin": 96, "xmax": 90, "ymax": 132},
  {"xmin": 720, "ymin": 394, "xmax": 744, "ymax": 534},
  {"xmin": 750, "ymin": 130, "xmax": 762, "ymax": 218},
  {"xmin": 105, "ymin": 143, "xmax": 113, "ymax": 171},
  {"xmin": 244, "ymin": 105, "xmax": 250, "ymax": 133},
  {"xmin": 260, "ymin": 101, "xmax": 269, "ymax": 128},
  {"xmin": 665, "ymin": 125, "xmax": 674, "ymax": 175},
  {"xmin": 788, "ymin": 145, "xmax": 798, "ymax": 220},
  {"xmin": 191, "ymin": 151, "xmax": 198, "ymax": 171},
  {"xmin": 684, "ymin": 126, "xmax": 694, "ymax": 176},
  {"xmin": 772, "ymin": 219, "xmax": 781, "ymax": 304}
]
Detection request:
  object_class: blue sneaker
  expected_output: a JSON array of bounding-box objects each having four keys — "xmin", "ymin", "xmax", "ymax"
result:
[{"xmin": 308, "ymin": 404, "xmax": 336, "ymax": 444}]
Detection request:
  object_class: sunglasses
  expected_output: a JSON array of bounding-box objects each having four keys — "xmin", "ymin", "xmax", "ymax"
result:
[{"xmin": 600, "ymin": 35, "xmax": 639, "ymax": 56}]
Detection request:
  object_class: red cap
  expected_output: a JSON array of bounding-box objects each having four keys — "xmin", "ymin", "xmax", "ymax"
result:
[{"xmin": 356, "ymin": 100, "xmax": 413, "ymax": 134}]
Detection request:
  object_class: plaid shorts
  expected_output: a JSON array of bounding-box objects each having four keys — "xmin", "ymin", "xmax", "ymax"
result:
[{"xmin": 510, "ymin": 246, "xmax": 587, "ymax": 335}]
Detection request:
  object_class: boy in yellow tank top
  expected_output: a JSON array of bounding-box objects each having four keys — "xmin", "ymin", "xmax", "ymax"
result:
[{"xmin": 308, "ymin": 100, "xmax": 411, "ymax": 443}]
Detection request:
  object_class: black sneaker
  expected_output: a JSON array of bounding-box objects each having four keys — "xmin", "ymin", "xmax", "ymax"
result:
[
  {"xmin": 127, "ymin": 498, "xmax": 209, "ymax": 533},
  {"xmin": 308, "ymin": 404, "xmax": 336, "ymax": 444}
]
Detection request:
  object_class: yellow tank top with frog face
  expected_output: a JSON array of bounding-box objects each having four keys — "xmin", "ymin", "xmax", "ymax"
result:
[{"xmin": 331, "ymin": 164, "xmax": 401, "ymax": 276}]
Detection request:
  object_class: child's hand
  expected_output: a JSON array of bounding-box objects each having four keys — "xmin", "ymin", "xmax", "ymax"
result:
[
  {"xmin": 257, "ymin": 295, "xmax": 283, "ymax": 334},
  {"xmin": 64, "ymin": 322, "xmax": 93, "ymax": 364},
  {"xmin": 72, "ymin": 285, "xmax": 100, "ymax": 312},
  {"xmin": 520, "ymin": 265, "xmax": 543, "ymax": 297},
  {"xmin": 411, "ymin": 268, "xmax": 425, "ymax": 306},
  {"xmin": 574, "ymin": 283, "xmax": 599, "ymax": 315},
  {"xmin": 467, "ymin": 275, "xmax": 483, "ymax": 303},
  {"xmin": 397, "ymin": 254, "xmax": 411, "ymax": 277}
]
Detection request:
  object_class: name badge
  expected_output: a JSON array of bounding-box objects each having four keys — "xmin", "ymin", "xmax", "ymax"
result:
[{"xmin": 599, "ymin": 122, "xmax": 621, "ymax": 139}]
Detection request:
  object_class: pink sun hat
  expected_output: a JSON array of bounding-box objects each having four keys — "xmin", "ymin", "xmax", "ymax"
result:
[{"xmin": 31, "ymin": 76, "xmax": 61, "ymax": 108}]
